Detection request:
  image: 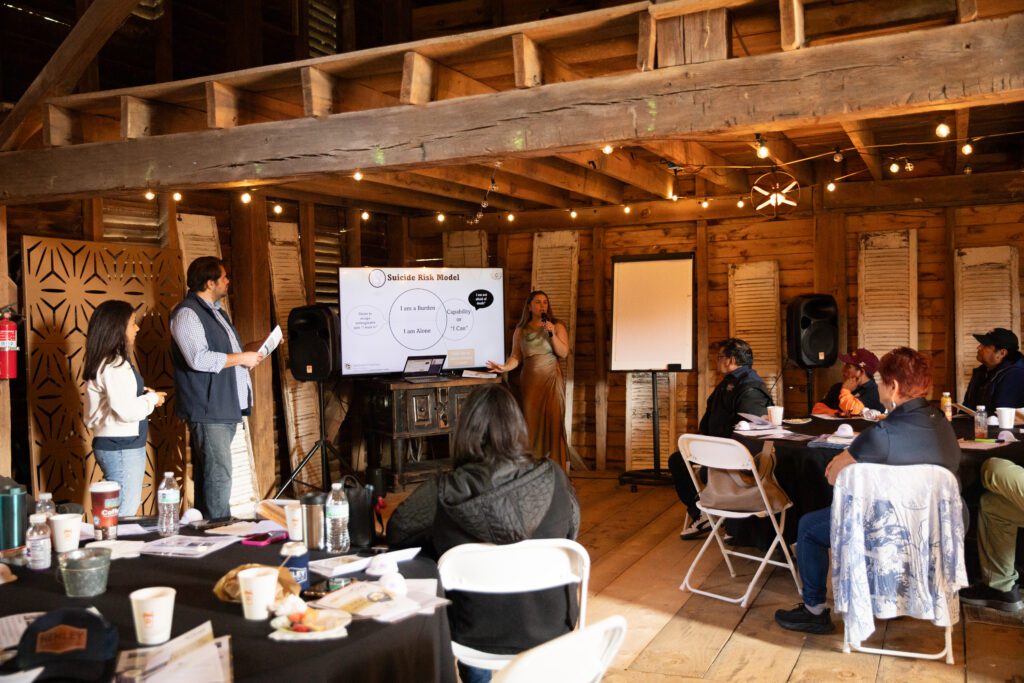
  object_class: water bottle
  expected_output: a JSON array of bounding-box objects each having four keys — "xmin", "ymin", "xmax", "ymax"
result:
[
  {"xmin": 35, "ymin": 492, "xmax": 56, "ymax": 520},
  {"xmin": 26, "ymin": 514, "xmax": 51, "ymax": 571},
  {"xmin": 325, "ymin": 483, "xmax": 350, "ymax": 554},
  {"xmin": 157, "ymin": 472, "xmax": 180, "ymax": 537},
  {"xmin": 974, "ymin": 406, "xmax": 988, "ymax": 439}
]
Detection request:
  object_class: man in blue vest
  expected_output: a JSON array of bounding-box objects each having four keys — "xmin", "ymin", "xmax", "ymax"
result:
[{"xmin": 170, "ymin": 257, "xmax": 263, "ymax": 519}]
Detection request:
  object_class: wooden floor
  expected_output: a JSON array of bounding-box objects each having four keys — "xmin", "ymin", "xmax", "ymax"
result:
[{"xmin": 565, "ymin": 473, "xmax": 1024, "ymax": 683}]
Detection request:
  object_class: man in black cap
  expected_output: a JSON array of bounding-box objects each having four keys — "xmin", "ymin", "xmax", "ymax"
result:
[{"xmin": 963, "ymin": 328, "xmax": 1024, "ymax": 410}]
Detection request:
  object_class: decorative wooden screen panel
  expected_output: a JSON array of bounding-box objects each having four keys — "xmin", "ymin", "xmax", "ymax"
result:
[
  {"xmin": 858, "ymin": 230, "xmax": 918, "ymax": 353},
  {"xmin": 530, "ymin": 231, "xmax": 579, "ymax": 460},
  {"xmin": 443, "ymin": 230, "xmax": 488, "ymax": 267},
  {"xmin": 22, "ymin": 236, "xmax": 183, "ymax": 513},
  {"xmin": 268, "ymin": 221, "xmax": 323, "ymax": 491},
  {"xmin": 728, "ymin": 260, "xmax": 782, "ymax": 406},
  {"xmin": 625, "ymin": 372, "xmax": 677, "ymax": 471},
  {"xmin": 177, "ymin": 213, "xmax": 260, "ymax": 516},
  {"xmin": 955, "ymin": 246, "xmax": 1021, "ymax": 401}
]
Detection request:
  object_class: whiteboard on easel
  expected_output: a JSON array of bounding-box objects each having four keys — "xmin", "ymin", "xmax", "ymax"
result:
[{"xmin": 611, "ymin": 254, "xmax": 695, "ymax": 372}]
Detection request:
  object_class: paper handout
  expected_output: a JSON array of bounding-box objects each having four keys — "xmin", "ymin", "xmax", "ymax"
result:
[{"xmin": 258, "ymin": 325, "xmax": 283, "ymax": 357}]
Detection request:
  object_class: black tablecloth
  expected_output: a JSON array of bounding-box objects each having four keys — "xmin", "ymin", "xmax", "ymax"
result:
[
  {"xmin": 733, "ymin": 414, "xmax": 1024, "ymax": 578},
  {"xmin": 0, "ymin": 537, "xmax": 456, "ymax": 683}
]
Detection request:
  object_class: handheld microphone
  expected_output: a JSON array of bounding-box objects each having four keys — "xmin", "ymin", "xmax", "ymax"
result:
[{"xmin": 541, "ymin": 312, "xmax": 553, "ymax": 338}]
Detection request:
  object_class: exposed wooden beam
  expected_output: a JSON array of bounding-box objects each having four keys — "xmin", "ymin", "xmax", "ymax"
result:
[
  {"xmin": 83, "ymin": 197, "xmax": 105, "ymax": 241},
  {"xmin": 0, "ymin": 0, "xmax": 139, "ymax": 151},
  {"xmin": 513, "ymin": 34, "xmax": 543, "ymax": 88},
  {"xmin": 643, "ymin": 139, "xmax": 747, "ymax": 193},
  {"xmin": 747, "ymin": 133, "xmax": 814, "ymax": 187},
  {"xmin": 288, "ymin": 176, "xmax": 478, "ymax": 212},
  {"xmin": 43, "ymin": 104, "xmax": 76, "ymax": 148},
  {"xmin": 560, "ymin": 149, "xmax": 675, "ymax": 199},
  {"xmin": 955, "ymin": 108, "xmax": 970, "ymax": 175},
  {"xmin": 779, "ymin": 0, "xmax": 805, "ymax": 51},
  {"xmin": 301, "ymin": 67, "xmax": 335, "ymax": 117},
  {"xmin": 841, "ymin": 121, "xmax": 883, "ymax": 181},
  {"xmin": 2, "ymin": 15, "xmax": 1022, "ymax": 203},
  {"xmin": 206, "ymin": 82, "xmax": 241, "ymax": 129},
  {"xmin": 498, "ymin": 158, "xmax": 625, "ymax": 205},
  {"xmin": 657, "ymin": 8, "xmax": 730, "ymax": 68},
  {"xmin": 956, "ymin": 0, "xmax": 978, "ymax": 22},
  {"xmin": 824, "ymin": 169, "xmax": 1024, "ymax": 210},
  {"xmin": 648, "ymin": 0, "xmax": 755, "ymax": 20},
  {"xmin": 637, "ymin": 11, "xmax": 657, "ymax": 71},
  {"xmin": 414, "ymin": 165, "xmax": 573, "ymax": 208},
  {"xmin": 400, "ymin": 52, "xmax": 493, "ymax": 104},
  {"xmin": 121, "ymin": 95, "xmax": 154, "ymax": 139},
  {"xmin": 368, "ymin": 171, "xmax": 526, "ymax": 212}
]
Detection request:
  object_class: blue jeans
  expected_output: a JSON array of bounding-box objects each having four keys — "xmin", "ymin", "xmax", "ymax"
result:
[
  {"xmin": 94, "ymin": 447, "xmax": 148, "ymax": 517},
  {"xmin": 188, "ymin": 422, "xmax": 237, "ymax": 519},
  {"xmin": 796, "ymin": 507, "xmax": 832, "ymax": 606},
  {"xmin": 457, "ymin": 663, "xmax": 492, "ymax": 683}
]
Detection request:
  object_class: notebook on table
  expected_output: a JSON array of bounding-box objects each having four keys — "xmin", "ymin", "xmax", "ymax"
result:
[{"xmin": 402, "ymin": 355, "xmax": 447, "ymax": 383}]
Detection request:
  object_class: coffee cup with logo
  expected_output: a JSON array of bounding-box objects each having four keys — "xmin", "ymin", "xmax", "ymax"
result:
[{"xmin": 89, "ymin": 481, "xmax": 120, "ymax": 541}]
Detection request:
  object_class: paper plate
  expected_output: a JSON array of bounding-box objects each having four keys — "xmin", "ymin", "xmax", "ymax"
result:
[
  {"xmin": 782, "ymin": 418, "xmax": 811, "ymax": 425},
  {"xmin": 269, "ymin": 610, "xmax": 352, "ymax": 641}
]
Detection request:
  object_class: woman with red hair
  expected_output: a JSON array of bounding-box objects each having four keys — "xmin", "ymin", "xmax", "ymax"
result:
[{"xmin": 775, "ymin": 347, "xmax": 961, "ymax": 634}]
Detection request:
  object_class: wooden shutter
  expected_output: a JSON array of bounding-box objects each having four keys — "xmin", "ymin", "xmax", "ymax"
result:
[
  {"xmin": 955, "ymin": 246, "xmax": 1021, "ymax": 400},
  {"xmin": 625, "ymin": 372, "xmax": 677, "ymax": 472},
  {"xmin": 269, "ymin": 221, "xmax": 324, "ymax": 491},
  {"xmin": 177, "ymin": 213, "xmax": 260, "ymax": 516},
  {"xmin": 728, "ymin": 260, "xmax": 782, "ymax": 406},
  {"xmin": 858, "ymin": 230, "xmax": 918, "ymax": 353},
  {"xmin": 443, "ymin": 230, "xmax": 488, "ymax": 267},
  {"xmin": 531, "ymin": 231, "xmax": 581, "ymax": 467}
]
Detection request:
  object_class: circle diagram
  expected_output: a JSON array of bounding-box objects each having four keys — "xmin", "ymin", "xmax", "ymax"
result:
[
  {"xmin": 389, "ymin": 289, "xmax": 447, "ymax": 350},
  {"xmin": 368, "ymin": 269, "xmax": 387, "ymax": 288},
  {"xmin": 443, "ymin": 299, "xmax": 474, "ymax": 341}
]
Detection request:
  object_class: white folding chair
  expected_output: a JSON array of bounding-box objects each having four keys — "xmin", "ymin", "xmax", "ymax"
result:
[
  {"xmin": 677, "ymin": 433, "xmax": 801, "ymax": 607},
  {"xmin": 491, "ymin": 615, "xmax": 626, "ymax": 683},
  {"xmin": 832, "ymin": 463, "xmax": 967, "ymax": 664},
  {"xmin": 438, "ymin": 539, "xmax": 590, "ymax": 672}
]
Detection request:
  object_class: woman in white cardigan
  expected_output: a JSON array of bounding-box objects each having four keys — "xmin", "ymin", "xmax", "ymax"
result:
[{"xmin": 83, "ymin": 301, "xmax": 166, "ymax": 517}]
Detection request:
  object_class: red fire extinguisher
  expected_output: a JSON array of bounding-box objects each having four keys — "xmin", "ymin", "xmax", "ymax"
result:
[{"xmin": 0, "ymin": 306, "xmax": 17, "ymax": 380}]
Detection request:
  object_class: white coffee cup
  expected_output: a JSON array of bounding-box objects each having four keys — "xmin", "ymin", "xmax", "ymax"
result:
[
  {"xmin": 49, "ymin": 513, "xmax": 82, "ymax": 553},
  {"xmin": 996, "ymin": 407, "xmax": 1016, "ymax": 429},
  {"xmin": 238, "ymin": 567, "xmax": 279, "ymax": 620},
  {"xmin": 767, "ymin": 406, "xmax": 784, "ymax": 426},
  {"xmin": 285, "ymin": 504, "xmax": 303, "ymax": 542},
  {"xmin": 130, "ymin": 586, "xmax": 176, "ymax": 645}
]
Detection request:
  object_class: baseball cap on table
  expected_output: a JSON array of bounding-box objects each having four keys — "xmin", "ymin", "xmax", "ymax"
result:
[
  {"xmin": 16, "ymin": 608, "xmax": 118, "ymax": 682},
  {"xmin": 973, "ymin": 328, "xmax": 1020, "ymax": 352},
  {"xmin": 838, "ymin": 348, "xmax": 880, "ymax": 376}
]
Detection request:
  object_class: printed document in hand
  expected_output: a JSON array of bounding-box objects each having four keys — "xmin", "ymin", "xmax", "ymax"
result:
[{"xmin": 259, "ymin": 325, "xmax": 283, "ymax": 357}]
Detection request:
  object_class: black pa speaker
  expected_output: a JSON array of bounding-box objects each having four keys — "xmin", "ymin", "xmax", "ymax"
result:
[
  {"xmin": 787, "ymin": 294, "xmax": 839, "ymax": 369},
  {"xmin": 287, "ymin": 305, "xmax": 340, "ymax": 381}
]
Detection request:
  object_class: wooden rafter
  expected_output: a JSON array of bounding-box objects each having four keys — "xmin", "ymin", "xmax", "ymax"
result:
[
  {"xmin": 0, "ymin": 0, "xmax": 140, "ymax": 151},
  {"xmin": 1, "ymin": 14, "xmax": 1022, "ymax": 203},
  {"xmin": 367, "ymin": 171, "xmax": 526, "ymax": 212},
  {"xmin": 499, "ymin": 158, "xmax": 625, "ymax": 205},
  {"xmin": 955, "ymin": 108, "xmax": 971, "ymax": 175},
  {"xmin": 414, "ymin": 165, "xmax": 573, "ymax": 208},
  {"xmin": 285, "ymin": 176, "xmax": 478, "ymax": 212},
  {"xmin": 643, "ymin": 140, "xmax": 747, "ymax": 193},
  {"xmin": 560, "ymin": 149, "xmax": 675, "ymax": 199},
  {"xmin": 841, "ymin": 121, "xmax": 883, "ymax": 181}
]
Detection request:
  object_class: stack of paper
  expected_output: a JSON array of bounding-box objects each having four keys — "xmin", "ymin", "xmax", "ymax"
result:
[
  {"xmin": 115, "ymin": 622, "xmax": 231, "ymax": 682},
  {"xmin": 309, "ymin": 547, "xmax": 420, "ymax": 578},
  {"xmin": 312, "ymin": 579, "xmax": 449, "ymax": 623}
]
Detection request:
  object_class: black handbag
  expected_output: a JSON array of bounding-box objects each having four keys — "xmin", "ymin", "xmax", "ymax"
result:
[{"xmin": 342, "ymin": 475, "xmax": 382, "ymax": 549}]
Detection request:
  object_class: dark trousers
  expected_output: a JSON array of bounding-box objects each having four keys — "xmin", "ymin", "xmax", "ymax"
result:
[
  {"xmin": 188, "ymin": 421, "xmax": 238, "ymax": 519},
  {"xmin": 668, "ymin": 451, "xmax": 707, "ymax": 517},
  {"xmin": 796, "ymin": 506, "xmax": 832, "ymax": 606}
]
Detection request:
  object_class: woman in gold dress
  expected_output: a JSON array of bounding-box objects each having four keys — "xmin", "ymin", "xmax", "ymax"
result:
[{"xmin": 487, "ymin": 291, "xmax": 570, "ymax": 470}]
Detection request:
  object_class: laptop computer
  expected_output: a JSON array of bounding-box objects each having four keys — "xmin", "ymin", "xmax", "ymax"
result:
[{"xmin": 402, "ymin": 355, "xmax": 447, "ymax": 383}]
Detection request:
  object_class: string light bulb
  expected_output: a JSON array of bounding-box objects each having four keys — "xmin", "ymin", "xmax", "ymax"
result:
[
  {"xmin": 755, "ymin": 134, "xmax": 771, "ymax": 159},
  {"xmin": 506, "ymin": 213, "xmax": 515, "ymax": 222},
  {"xmin": 353, "ymin": 171, "xmax": 363, "ymax": 181},
  {"xmin": 889, "ymin": 160, "xmax": 900, "ymax": 174},
  {"xmin": 670, "ymin": 193, "xmax": 678, "ymax": 202},
  {"xmin": 273, "ymin": 204, "xmax": 283, "ymax": 215},
  {"xmin": 172, "ymin": 191, "xmax": 182, "ymax": 202},
  {"xmin": 623, "ymin": 205, "xmax": 631, "ymax": 214},
  {"xmin": 827, "ymin": 181, "xmax": 837, "ymax": 192},
  {"xmin": 240, "ymin": 192, "xmax": 252, "ymax": 204},
  {"xmin": 700, "ymin": 198, "xmax": 710, "ymax": 209},
  {"xmin": 904, "ymin": 159, "xmax": 914, "ymax": 172},
  {"xmin": 569, "ymin": 210, "xmax": 578, "ymax": 219},
  {"xmin": 963, "ymin": 164, "xmax": 973, "ymax": 175},
  {"xmin": 436, "ymin": 213, "xmax": 445, "ymax": 223},
  {"xmin": 935, "ymin": 121, "xmax": 951, "ymax": 138},
  {"xmin": 601, "ymin": 144, "xmax": 614, "ymax": 155},
  {"xmin": 361, "ymin": 210, "xmax": 370, "ymax": 220},
  {"xmin": 961, "ymin": 141, "xmax": 973, "ymax": 155},
  {"xmin": 832, "ymin": 147, "xmax": 844, "ymax": 163},
  {"xmin": 736, "ymin": 198, "xmax": 745, "ymax": 208},
  {"xmin": 144, "ymin": 190, "xmax": 156, "ymax": 201}
]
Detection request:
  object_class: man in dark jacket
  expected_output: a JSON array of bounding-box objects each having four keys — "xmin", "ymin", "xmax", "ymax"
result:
[
  {"xmin": 667, "ymin": 338, "xmax": 773, "ymax": 539},
  {"xmin": 963, "ymin": 328, "xmax": 1024, "ymax": 410}
]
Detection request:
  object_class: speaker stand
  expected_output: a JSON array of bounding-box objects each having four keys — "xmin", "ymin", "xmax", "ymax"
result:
[
  {"xmin": 805, "ymin": 367, "xmax": 815, "ymax": 414},
  {"xmin": 274, "ymin": 380, "xmax": 352, "ymax": 498},
  {"xmin": 619, "ymin": 371, "xmax": 674, "ymax": 492}
]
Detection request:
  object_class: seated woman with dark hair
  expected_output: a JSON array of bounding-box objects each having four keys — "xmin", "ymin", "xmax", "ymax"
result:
[
  {"xmin": 774, "ymin": 347, "xmax": 961, "ymax": 634},
  {"xmin": 387, "ymin": 383, "xmax": 580, "ymax": 683}
]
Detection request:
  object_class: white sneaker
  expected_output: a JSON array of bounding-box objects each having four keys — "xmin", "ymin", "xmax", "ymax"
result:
[{"xmin": 680, "ymin": 515, "xmax": 711, "ymax": 540}]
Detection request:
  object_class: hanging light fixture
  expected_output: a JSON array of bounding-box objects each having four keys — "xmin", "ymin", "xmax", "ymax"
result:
[
  {"xmin": 935, "ymin": 121, "xmax": 951, "ymax": 138},
  {"xmin": 755, "ymin": 133, "xmax": 771, "ymax": 159}
]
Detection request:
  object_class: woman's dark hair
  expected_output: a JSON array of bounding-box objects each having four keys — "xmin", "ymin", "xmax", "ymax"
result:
[
  {"xmin": 451, "ymin": 384, "xmax": 531, "ymax": 467},
  {"xmin": 186, "ymin": 256, "xmax": 225, "ymax": 293},
  {"xmin": 83, "ymin": 300, "xmax": 135, "ymax": 381},
  {"xmin": 717, "ymin": 338, "xmax": 754, "ymax": 367},
  {"xmin": 878, "ymin": 346, "xmax": 932, "ymax": 399},
  {"xmin": 516, "ymin": 290, "xmax": 561, "ymax": 329}
]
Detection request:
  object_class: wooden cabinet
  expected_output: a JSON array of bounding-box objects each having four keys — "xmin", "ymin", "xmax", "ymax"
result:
[{"xmin": 363, "ymin": 377, "xmax": 500, "ymax": 489}]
